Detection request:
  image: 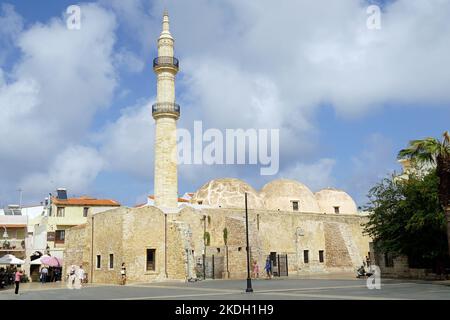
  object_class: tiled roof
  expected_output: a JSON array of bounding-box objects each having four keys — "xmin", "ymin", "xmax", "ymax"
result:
[
  {"xmin": 52, "ymin": 197, "xmax": 120, "ymax": 207},
  {"xmin": 147, "ymin": 195, "xmax": 190, "ymax": 203}
]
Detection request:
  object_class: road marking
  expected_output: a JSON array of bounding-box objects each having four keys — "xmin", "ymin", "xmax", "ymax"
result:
[
  {"xmin": 259, "ymin": 291, "xmax": 408, "ymax": 300},
  {"xmin": 124, "ymin": 284, "xmax": 242, "ymax": 293},
  {"xmin": 114, "ymin": 291, "xmax": 240, "ymax": 300},
  {"xmin": 241, "ymin": 282, "xmax": 418, "ymax": 295}
]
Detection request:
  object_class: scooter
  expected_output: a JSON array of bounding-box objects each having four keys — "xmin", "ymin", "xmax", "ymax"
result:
[
  {"xmin": 356, "ymin": 266, "xmax": 374, "ymax": 278},
  {"xmin": 356, "ymin": 266, "xmax": 366, "ymax": 278}
]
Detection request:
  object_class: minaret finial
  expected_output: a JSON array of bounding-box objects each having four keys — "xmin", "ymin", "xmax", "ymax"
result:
[{"xmin": 162, "ymin": 9, "xmax": 170, "ymax": 34}]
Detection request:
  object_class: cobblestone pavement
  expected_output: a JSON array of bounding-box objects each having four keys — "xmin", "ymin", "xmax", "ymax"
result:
[{"xmin": 1, "ymin": 276, "xmax": 450, "ymax": 300}]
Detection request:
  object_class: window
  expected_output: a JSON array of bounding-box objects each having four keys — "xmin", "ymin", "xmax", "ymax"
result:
[
  {"xmin": 257, "ymin": 214, "xmax": 260, "ymax": 231},
  {"xmin": 198, "ymin": 201, "xmax": 203, "ymax": 205},
  {"xmin": 96, "ymin": 255, "xmax": 101, "ymax": 269},
  {"xmin": 303, "ymin": 250, "xmax": 309, "ymax": 263},
  {"xmin": 56, "ymin": 207, "xmax": 65, "ymax": 217},
  {"xmin": 217, "ymin": 248, "xmax": 220, "ymax": 253},
  {"xmin": 109, "ymin": 254, "xmax": 114, "ymax": 269},
  {"xmin": 334, "ymin": 206, "xmax": 340, "ymax": 214},
  {"xmin": 319, "ymin": 250, "xmax": 324, "ymax": 263},
  {"xmin": 146, "ymin": 249, "xmax": 156, "ymax": 271},
  {"xmin": 384, "ymin": 252, "xmax": 394, "ymax": 268},
  {"xmin": 83, "ymin": 207, "xmax": 89, "ymax": 217},
  {"xmin": 292, "ymin": 201, "xmax": 299, "ymax": 211},
  {"xmin": 55, "ymin": 230, "xmax": 65, "ymax": 244}
]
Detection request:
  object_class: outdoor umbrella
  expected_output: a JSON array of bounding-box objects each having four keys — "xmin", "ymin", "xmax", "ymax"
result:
[
  {"xmin": 40, "ymin": 256, "xmax": 63, "ymax": 267},
  {"xmin": 30, "ymin": 254, "xmax": 51, "ymax": 265},
  {"xmin": 0, "ymin": 254, "xmax": 25, "ymax": 265}
]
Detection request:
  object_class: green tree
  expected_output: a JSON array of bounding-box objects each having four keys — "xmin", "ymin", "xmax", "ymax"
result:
[
  {"xmin": 364, "ymin": 170, "xmax": 448, "ymax": 267},
  {"xmin": 398, "ymin": 131, "xmax": 450, "ymax": 255}
]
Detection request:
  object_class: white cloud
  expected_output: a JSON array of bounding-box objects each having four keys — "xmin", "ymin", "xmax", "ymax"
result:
[
  {"xmin": 19, "ymin": 146, "xmax": 104, "ymax": 199},
  {"xmin": 279, "ymin": 159, "xmax": 336, "ymax": 192},
  {"xmin": 0, "ymin": 3, "xmax": 118, "ymax": 202},
  {"xmin": 3, "ymin": 0, "xmax": 450, "ymax": 205},
  {"xmin": 96, "ymin": 100, "xmax": 154, "ymax": 179},
  {"xmin": 346, "ymin": 133, "xmax": 396, "ymax": 205},
  {"xmin": 114, "ymin": 48, "xmax": 145, "ymax": 73}
]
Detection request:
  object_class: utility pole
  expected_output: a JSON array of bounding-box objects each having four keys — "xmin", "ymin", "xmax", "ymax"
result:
[
  {"xmin": 245, "ymin": 192, "xmax": 253, "ymax": 293},
  {"xmin": 17, "ymin": 188, "xmax": 23, "ymax": 208}
]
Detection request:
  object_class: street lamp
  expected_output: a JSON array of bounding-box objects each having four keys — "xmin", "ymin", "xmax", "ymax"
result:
[
  {"xmin": 244, "ymin": 193, "xmax": 253, "ymax": 293},
  {"xmin": 184, "ymin": 229, "xmax": 193, "ymax": 281}
]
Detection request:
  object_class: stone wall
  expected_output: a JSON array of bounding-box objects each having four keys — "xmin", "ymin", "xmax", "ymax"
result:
[
  {"xmin": 63, "ymin": 224, "xmax": 87, "ymax": 277},
  {"xmin": 64, "ymin": 205, "xmax": 371, "ymax": 284}
]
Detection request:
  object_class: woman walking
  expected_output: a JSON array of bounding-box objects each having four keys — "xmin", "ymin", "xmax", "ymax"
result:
[
  {"xmin": 252, "ymin": 260, "xmax": 260, "ymax": 279},
  {"xmin": 14, "ymin": 269, "xmax": 23, "ymax": 295}
]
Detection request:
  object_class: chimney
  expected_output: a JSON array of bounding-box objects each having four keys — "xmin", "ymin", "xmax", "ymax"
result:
[{"xmin": 56, "ymin": 188, "xmax": 68, "ymax": 200}]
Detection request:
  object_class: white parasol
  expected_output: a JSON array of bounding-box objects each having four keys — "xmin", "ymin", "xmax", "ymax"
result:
[
  {"xmin": 0, "ymin": 254, "xmax": 25, "ymax": 265},
  {"xmin": 30, "ymin": 254, "xmax": 51, "ymax": 265}
]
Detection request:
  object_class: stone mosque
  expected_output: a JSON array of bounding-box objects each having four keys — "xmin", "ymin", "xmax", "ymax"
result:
[{"xmin": 64, "ymin": 12, "xmax": 371, "ymax": 283}]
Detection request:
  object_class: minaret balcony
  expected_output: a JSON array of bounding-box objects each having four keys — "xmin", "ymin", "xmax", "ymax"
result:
[
  {"xmin": 152, "ymin": 102, "xmax": 180, "ymax": 117},
  {"xmin": 153, "ymin": 56, "xmax": 179, "ymax": 71}
]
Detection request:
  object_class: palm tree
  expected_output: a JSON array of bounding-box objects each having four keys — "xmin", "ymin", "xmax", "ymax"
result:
[{"xmin": 398, "ymin": 131, "xmax": 450, "ymax": 255}]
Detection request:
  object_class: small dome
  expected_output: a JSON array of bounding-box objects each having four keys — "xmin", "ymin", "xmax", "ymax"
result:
[
  {"xmin": 260, "ymin": 179, "xmax": 320, "ymax": 213},
  {"xmin": 191, "ymin": 178, "xmax": 264, "ymax": 209},
  {"xmin": 315, "ymin": 188, "xmax": 357, "ymax": 215}
]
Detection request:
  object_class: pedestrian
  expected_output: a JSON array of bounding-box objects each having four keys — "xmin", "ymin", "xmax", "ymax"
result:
[
  {"xmin": 252, "ymin": 260, "xmax": 259, "ymax": 279},
  {"xmin": 14, "ymin": 268, "xmax": 23, "ymax": 295},
  {"xmin": 54, "ymin": 268, "xmax": 60, "ymax": 282},
  {"xmin": 264, "ymin": 258, "xmax": 272, "ymax": 279},
  {"xmin": 366, "ymin": 255, "xmax": 371, "ymax": 267},
  {"xmin": 40, "ymin": 266, "xmax": 48, "ymax": 284},
  {"xmin": 67, "ymin": 265, "xmax": 76, "ymax": 289},
  {"xmin": 120, "ymin": 263, "xmax": 126, "ymax": 285},
  {"xmin": 75, "ymin": 265, "xmax": 85, "ymax": 289}
]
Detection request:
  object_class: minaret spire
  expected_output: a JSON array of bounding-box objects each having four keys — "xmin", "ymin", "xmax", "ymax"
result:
[
  {"xmin": 161, "ymin": 9, "xmax": 171, "ymax": 37},
  {"xmin": 152, "ymin": 11, "xmax": 180, "ymax": 209}
]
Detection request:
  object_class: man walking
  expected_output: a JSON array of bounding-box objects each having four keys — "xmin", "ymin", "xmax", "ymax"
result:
[
  {"xmin": 264, "ymin": 258, "xmax": 272, "ymax": 279},
  {"xmin": 40, "ymin": 266, "xmax": 48, "ymax": 284},
  {"xmin": 67, "ymin": 265, "xmax": 76, "ymax": 289},
  {"xmin": 14, "ymin": 269, "xmax": 23, "ymax": 295},
  {"xmin": 74, "ymin": 265, "xmax": 85, "ymax": 289}
]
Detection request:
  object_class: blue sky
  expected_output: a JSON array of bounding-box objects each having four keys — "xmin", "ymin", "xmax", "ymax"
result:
[{"xmin": 1, "ymin": 0, "xmax": 449, "ymax": 208}]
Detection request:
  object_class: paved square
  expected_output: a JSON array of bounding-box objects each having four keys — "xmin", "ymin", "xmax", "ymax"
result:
[{"xmin": 1, "ymin": 276, "xmax": 450, "ymax": 300}]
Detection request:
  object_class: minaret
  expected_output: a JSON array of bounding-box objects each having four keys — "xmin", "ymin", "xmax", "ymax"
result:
[{"xmin": 152, "ymin": 11, "xmax": 179, "ymax": 208}]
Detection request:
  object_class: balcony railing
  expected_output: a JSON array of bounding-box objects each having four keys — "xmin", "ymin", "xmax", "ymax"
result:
[
  {"xmin": 152, "ymin": 102, "xmax": 180, "ymax": 116},
  {"xmin": 153, "ymin": 56, "xmax": 179, "ymax": 70}
]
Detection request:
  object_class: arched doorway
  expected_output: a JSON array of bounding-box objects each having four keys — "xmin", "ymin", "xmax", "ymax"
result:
[{"xmin": 29, "ymin": 251, "xmax": 43, "ymax": 282}]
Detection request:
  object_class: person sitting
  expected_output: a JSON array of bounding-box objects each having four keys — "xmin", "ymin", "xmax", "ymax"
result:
[{"xmin": 357, "ymin": 265, "xmax": 366, "ymax": 277}]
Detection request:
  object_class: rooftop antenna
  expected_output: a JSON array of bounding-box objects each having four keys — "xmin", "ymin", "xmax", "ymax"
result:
[{"xmin": 17, "ymin": 188, "xmax": 23, "ymax": 209}]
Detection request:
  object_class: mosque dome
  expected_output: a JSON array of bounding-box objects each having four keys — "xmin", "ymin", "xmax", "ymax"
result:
[
  {"xmin": 260, "ymin": 179, "xmax": 321, "ymax": 213},
  {"xmin": 315, "ymin": 188, "xmax": 358, "ymax": 215},
  {"xmin": 191, "ymin": 178, "xmax": 264, "ymax": 209}
]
